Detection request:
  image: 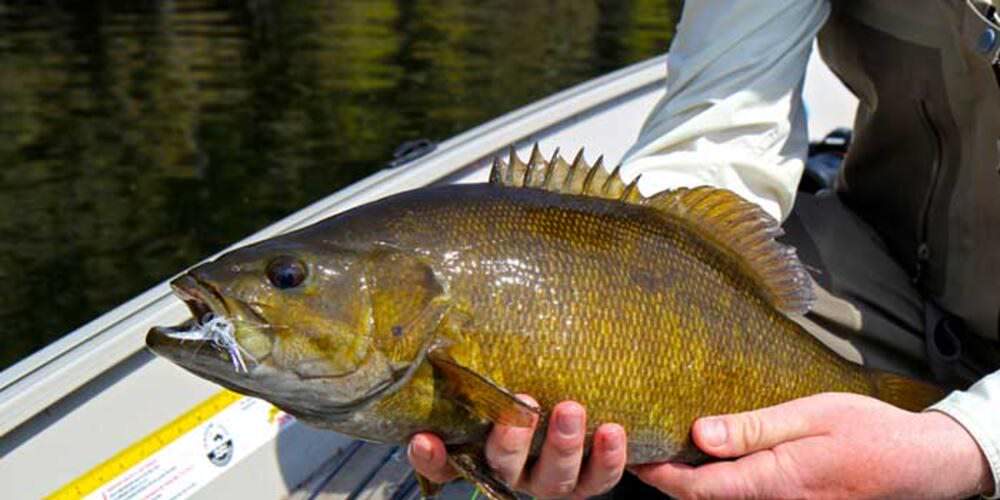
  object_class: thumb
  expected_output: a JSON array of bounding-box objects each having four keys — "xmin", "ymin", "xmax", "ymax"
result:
[{"xmin": 692, "ymin": 397, "xmax": 825, "ymax": 458}]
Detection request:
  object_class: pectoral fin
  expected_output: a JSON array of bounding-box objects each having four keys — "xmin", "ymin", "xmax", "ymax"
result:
[{"xmin": 427, "ymin": 347, "xmax": 539, "ymax": 427}]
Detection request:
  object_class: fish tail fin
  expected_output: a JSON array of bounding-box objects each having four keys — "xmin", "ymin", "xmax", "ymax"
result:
[{"xmin": 871, "ymin": 370, "xmax": 947, "ymax": 411}]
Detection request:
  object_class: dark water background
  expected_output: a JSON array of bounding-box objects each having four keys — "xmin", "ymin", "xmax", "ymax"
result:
[{"xmin": 0, "ymin": 0, "xmax": 680, "ymax": 369}]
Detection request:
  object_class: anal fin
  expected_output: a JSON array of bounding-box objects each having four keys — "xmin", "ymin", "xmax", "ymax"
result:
[
  {"xmin": 448, "ymin": 448, "xmax": 518, "ymax": 500},
  {"xmin": 416, "ymin": 472, "xmax": 444, "ymax": 498}
]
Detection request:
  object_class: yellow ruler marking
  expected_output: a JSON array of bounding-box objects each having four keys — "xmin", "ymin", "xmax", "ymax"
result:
[{"xmin": 46, "ymin": 389, "xmax": 243, "ymax": 500}]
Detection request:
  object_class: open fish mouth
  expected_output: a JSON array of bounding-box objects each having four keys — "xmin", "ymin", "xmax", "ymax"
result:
[
  {"xmin": 147, "ymin": 273, "xmax": 253, "ymax": 373},
  {"xmin": 172, "ymin": 274, "xmax": 228, "ymax": 321}
]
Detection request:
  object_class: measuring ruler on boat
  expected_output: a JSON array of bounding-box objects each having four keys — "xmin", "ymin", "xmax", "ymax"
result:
[{"xmin": 47, "ymin": 390, "xmax": 293, "ymax": 500}]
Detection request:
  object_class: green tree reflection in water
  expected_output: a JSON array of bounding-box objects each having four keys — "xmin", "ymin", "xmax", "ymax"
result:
[{"xmin": 0, "ymin": 0, "xmax": 680, "ymax": 369}]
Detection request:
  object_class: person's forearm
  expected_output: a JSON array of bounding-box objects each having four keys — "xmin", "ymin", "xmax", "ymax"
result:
[{"xmin": 620, "ymin": 0, "xmax": 829, "ymax": 221}]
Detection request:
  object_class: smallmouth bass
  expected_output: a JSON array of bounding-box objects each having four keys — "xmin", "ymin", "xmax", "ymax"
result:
[{"xmin": 148, "ymin": 146, "xmax": 943, "ymax": 499}]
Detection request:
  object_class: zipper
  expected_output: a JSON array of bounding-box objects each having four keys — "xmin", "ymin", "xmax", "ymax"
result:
[{"xmin": 914, "ymin": 100, "xmax": 944, "ymax": 284}]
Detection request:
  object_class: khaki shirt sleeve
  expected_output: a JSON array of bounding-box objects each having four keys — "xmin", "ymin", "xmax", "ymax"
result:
[
  {"xmin": 620, "ymin": 0, "xmax": 830, "ymax": 221},
  {"xmin": 928, "ymin": 371, "xmax": 1000, "ymax": 498}
]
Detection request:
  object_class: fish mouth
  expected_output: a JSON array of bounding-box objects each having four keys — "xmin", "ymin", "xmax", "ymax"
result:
[
  {"xmin": 172, "ymin": 273, "xmax": 229, "ymax": 322},
  {"xmin": 147, "ymin": 274, "xmax": 226, "ymax": 344},
  {"xmin": 147, "ymin": 273, "xmax": 246, "ymax": 372}
]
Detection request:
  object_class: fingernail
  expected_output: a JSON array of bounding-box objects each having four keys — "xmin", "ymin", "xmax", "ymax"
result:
[
  {"xmin": 556, "ymin": 408, "xmax": 583, "ymax": 437},
  {"xmin": 604, "ymin": 428, "xmax": 623, "ymax": 453},
  {"xmin": 409, "ymin": 438, "xmax": 431, "ymax": 461},
  {"xmin": 700, "ymin": 418, "xmax": 728, "ymax": 447}
]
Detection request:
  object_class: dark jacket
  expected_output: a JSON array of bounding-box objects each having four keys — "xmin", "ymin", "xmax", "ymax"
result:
[{"xmin": 819, "ymin": 0, "xmax": 1000, "ymax": 341}]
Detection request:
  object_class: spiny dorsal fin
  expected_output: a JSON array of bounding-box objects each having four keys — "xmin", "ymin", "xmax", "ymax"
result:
[
  {"xmin": 525, "ymin": 144, "xmax": 547, "ymax": 188},
  {"xmin": 491, "ymin": 147, "xmax": 622, "ymax": 199},
  {"xmin": 488, "ymin": 146, "xmax": 815, "ymax": 314}
]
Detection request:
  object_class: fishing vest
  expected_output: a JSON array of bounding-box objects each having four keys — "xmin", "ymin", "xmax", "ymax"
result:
[{"xmin": 818, "ymin": 0, "xmax": 1000, "ymax": 342}]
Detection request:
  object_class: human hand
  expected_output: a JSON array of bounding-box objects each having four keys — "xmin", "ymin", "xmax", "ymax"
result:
[
  {"xmin": 407, "ymin": 395, "xmax": 628, "ymax": 499},
  {"xmin": 632, "ymin": 392, "xmax": 994, "ymax": 499}
]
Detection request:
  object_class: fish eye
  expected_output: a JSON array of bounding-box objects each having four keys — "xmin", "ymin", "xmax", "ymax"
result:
[{"xmin": 266, "ymin": 256, "xmax": 307, "ymax": 289}]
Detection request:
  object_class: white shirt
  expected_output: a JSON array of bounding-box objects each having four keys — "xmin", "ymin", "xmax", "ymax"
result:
[{"xmin": 619, "ymin": 0, "xmax": 1000, "ymax": 495}]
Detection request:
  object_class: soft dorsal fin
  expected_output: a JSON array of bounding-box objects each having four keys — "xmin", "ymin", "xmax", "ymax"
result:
[
  {"xmin": 489, "ymin": 146, "xmax": 815, "ymax": 314},
  {"xmin": 643, "ymin": 187, "xmax": 815, "ymax": 314}
]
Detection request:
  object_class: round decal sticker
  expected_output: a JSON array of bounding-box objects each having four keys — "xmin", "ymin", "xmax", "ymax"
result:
[{"xmin": 203, "ymin": 423, "xmax": 234, "ymax": 467}]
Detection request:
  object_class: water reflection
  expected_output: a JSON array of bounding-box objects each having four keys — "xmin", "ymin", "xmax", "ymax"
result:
[{"xmin": 0, "ymin": 0, "xmax": 679, "ymax": 368}]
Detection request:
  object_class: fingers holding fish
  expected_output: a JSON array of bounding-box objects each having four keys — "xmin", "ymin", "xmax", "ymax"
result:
[
  {"xmin": 484, "ymin": 398, "xmax": 626, "ymax": 499},
  {"xmin": 572, "ymin": 423, "xmax": 627, "ymax": 498},
  {"xmin": 690, "ymin": 396, "xmax": 822, "ymax": 458},
  {"xmin": 407, "ymin": 433, "xmax": 456, "ymax": 484},
  {"xmin": 524, "ymin": 401, "xmax": 587, "ymax": 498},
  {"xmin": 408, "ymin": 397, "xmax": 624, "ymax": 499},
  {"xmin": 633, "ymin": 393, "xmax": 995, "ymax": 498},
  {"xmin": 628, "ymin": 397, "xmax": 818, "ymax": 498},
  {"xmin": 484, "ymin": 394, "xmax": 539, "ymax": 486},
  {"xmin": 632, "ymin": 452, "xmax": 788, "ymax": 499},
  {"xmin": 633, "ymin": 395, "xmax": 831, "ymax": 497}
]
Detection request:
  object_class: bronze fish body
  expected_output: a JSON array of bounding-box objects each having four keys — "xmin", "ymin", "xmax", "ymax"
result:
[{"xmin": 148, "ymin": 147, "xmax": 941, "ymax": 498}]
